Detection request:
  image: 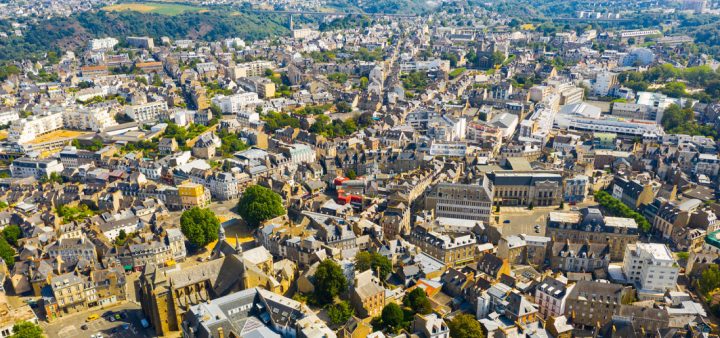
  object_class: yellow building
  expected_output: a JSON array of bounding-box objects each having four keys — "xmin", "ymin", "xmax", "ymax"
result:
[{"xmin": 178, "ymin": 182, "xmax": 211, "ymax": 209}]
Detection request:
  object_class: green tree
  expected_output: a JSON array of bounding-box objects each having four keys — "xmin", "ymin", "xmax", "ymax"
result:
[
  {"xmin": 448, "ymin": 314, "xmax": 485, "ymax": 338},
  {"xmin": 314, "ymin": 259, "xmax": 348, "ymax": 305},
  {"xmin": 2, "ymin": 225, "xmax": 22, "ymax": 246},
  {"xmin": 237, "ymin": 185, "xmax": 286, "ymax": 227},
  {"xmin": 10, "ymin": 321, "xmax": 43, "ymax": 338},
  {"xmin": 403, "ymin": 288, "xmax": 432, "ymax": 315},
  {"xmin": 698, "ymin": 264, "xmax": 720, "ymax": 296},
  {"xmin": 380, "ymin": 303, "xmax": 404, "ymax": 332},
  {"xmin": 347, "ymin": 169, "xmax": 357, "ymax": 180},
  {"xmin": 0, "ymin": 235, "xmax": 15, "ymax": 267},
  {"xmin": 355, "ymin": 251, "xmax": 392, "ymax": 278},
  {"xmin": 136, "ymin": 76, "xmax": 148, "ymax": 85},
  {"xmin": 326, "ymin": 301, "xmax": 354, "ymax": 325},
  {"xmin": 152, "ymin": 73, "xmax": 163, "ymax": 86},
  {"xmin": 180, "ymin": 207, "xmax": 221, "ymax": 248}
]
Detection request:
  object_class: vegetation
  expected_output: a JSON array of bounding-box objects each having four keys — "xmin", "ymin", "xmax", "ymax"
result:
[
  {"xmin": 619, "ymin": 64, "xmax": 720, "ymax": 102},
  {"xmin": 180, "ymin": 207, "xmax": 221, "ymax": 248},
  {"xmin": 313, "ymin": 259, "xmax": 348, "ymax": 305},
  {"xmin": 403, "ymin": 288, "xmax": 433, "ymax": 315},
  {"xmin": 355, "ymin": 251, "xmax": 392, "ymax": 278},
  {"xmin": 56, "ymin": 204, "xmax": 96, "ymax": 223},
  {"xmin": 72, "ymin": 139, "xmax": 104, "ymax": 152},
  {"xmin": 594, "ymin": 191, "xmax": 651, "ymax": 233},
  {"xmin": 698, "ymin": 264, "xmax": 720, "ymax": 298},
  {"xmin": 326, "ymin": 301, "xmax": 354, "ymax": 325},
  {"xmin": 374, "ymin": 303, "xmax": 407, "ymax": 333},
  {"xmin": 102, "ymin": 2, "xmax": 204, "ymax": 16},
  {"xmin": 262, "ymin": 111, "xmax": 300, "ymax": 132},
  {"xmin": 0, "ymin": 10, "xmax": 290, "ymax": 61},
  {"xmin": 448, "ymin": 314, "xmax": 485, "ymax": 338},
  {"xmin": 327, "ymin": 72, "xmax": 349, "ymax": 83},
  {"xmin": 237, "ymin": 185, "xmax": 286, "ymax": 227},
  {"xmin": 217, "ymin": 129, "xmax": 249, "ymax": 157},
  {"xmin": 2, "ymin": 225, "xmax": 21, "ymax": 247},
  {"xmin": 402, "ymin": 71, "xmax": 430, "ymax": 91},
  {"xmin": 164, "ymin": 123, "xmax": 208, "ymax": 148},
  {"xmin": 449, "ymin": 67, "xmax": 466, "ymax": 79},
  {"xmin": 661, "ymin": 104, "xmax": 717, "ymax": 139},
  {"xmin": 9, "ymin": 321, "xmax": 43, "ymax": 338},
  {"xmin": 0, "ymin": 235, "xmax": 14, "ymax": 267}
]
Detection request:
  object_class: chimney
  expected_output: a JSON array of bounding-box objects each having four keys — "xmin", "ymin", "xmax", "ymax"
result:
[{"xmin": 217, "ymin": 327, "xmax": 224, "ymax": 338}]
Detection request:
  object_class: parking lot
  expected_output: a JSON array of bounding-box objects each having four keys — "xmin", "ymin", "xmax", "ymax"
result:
[{"xmin": 43, "ymin": 303, "xmax": 154, "ymax": 338}]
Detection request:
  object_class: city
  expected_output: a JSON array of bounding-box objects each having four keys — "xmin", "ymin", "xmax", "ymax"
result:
[{"xmin": 1, "ymin": 0, "xmax": 720, "ymax": 338}]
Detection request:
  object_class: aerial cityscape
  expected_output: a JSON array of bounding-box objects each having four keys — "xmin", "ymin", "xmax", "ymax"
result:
[{"xmin": 2, "ymin": 0, "xmax": 720, "ymax": 337}]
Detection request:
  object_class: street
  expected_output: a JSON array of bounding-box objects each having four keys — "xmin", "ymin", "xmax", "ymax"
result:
[{"xmin": 42, "ymin": 302, "xmax": 154, "ymax": 338}]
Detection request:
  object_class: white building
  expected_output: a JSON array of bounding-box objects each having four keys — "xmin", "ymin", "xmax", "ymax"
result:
[
  {"xmin": 400, "ymin": 59, "xmax": 451, "ymax": 73},
  {"xmin": 535, "ymin": 277, "xmax": 574, "ymax": 319},
  {"xmin": 211, "ymin": 92, "xmax": 262, "ymax": 114},
  {"xmin": 63, "ymin": 107, "xmax": 118, "ymax": 132},
  {"xmin": 88, "ymin": 37, "xmax": 119, "ymax": 51},
  {"xmin": 593, "ymin": 71, "xmax": 618, "ymax": 97},
  {"xmin": 0, "ymin": 111, "xmax": 19, "ymax": 126},
  {"xmin": 622, "ymin": 242, "xmax": 679, "ymax": 293},
  {"xmin": 8, "ymin": 111, "xmax": 65, "ymax": 144},
  {"xmin": 125, "ymin": 101, "xmax": 168, "ymax": 122},
  {"xmin": 10, "ymin": 157, "xmax": 64, "ymax": 179},
  {"xmin": 555, "ymin": 102, "xmax": 664, "ymax": 137}
]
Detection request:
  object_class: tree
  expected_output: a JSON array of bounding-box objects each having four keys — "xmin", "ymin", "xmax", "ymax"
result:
[
  {"xmin": 347, "ymin": 169, "xmax": 357, "ymax": 180},
  {"xmin": 381, "ymin": 303, "xmax": 404, "ymax": 332},
  {"xmin": 355, "ymin": 251, "xmax": 392, "ymax": 278},
  {"xmin": 698, "ymin": 264, "xmax": 720, "ymax": 296},
  {"xmin": 2, "ymin": 225, "xmax": 22, "ymax": 246},
  {"xmin": 180, "ymin": 207, "xmax": 221, "ymax": 248},
  {"xmin": 118, "ymin": 229, "xmax": 127, "ymax": 241},
  {"xmin": 314, "ymin": 259, "xmax": 347, "ymax": 305},
  {"xmin": 326, "ymin": 301, "xmax": 354, "ymax": 325},
  {"xmin": 10, "ymin": 321, "xmax": 43, "ymax": 338},
  {"xmin": 237, "ymin": 185, "xmax": 286, "ymax": 227},
  {"xmin": 448, "ymin": 314, "xmax": 484, "ymax": 338},
  {"xmin": 210, "ymin": 104, "xmax": 223, "ymax": 116},
  {"xmin": 152, "ymin": 73, "xmax": 163, "ymax": 86},
  {"xmin": 0, "ymin": 235, "xmax": 15, "ymax": 267},
  {"xmin": 403, "ymin": 288, "xmax": 432, "ymax": 315}
]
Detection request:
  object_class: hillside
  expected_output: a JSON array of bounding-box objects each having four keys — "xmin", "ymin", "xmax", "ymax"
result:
[
  {"xmin": 0, "ymin": 10, "xmax": 289, "ymax": 61},
  {"xmin": 326, "ymin": 0, "xmax": 435, "ymax": 14}
]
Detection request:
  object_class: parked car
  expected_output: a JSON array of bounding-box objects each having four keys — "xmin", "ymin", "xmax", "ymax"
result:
[{"xmin": 86, "ymin": 314, "xmax": 100, "ymax": 322}]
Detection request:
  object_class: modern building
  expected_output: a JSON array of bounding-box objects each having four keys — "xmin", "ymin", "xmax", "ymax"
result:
[
  {"xmin": 622, "ymin": 242, "xmax": 679, "ymax": 293},
  {"xmin": 88, "ymin": 37, "xmax": 119, "ymax": 50},
  {"xmin": 211, "ymin": 92, "xmax": 262, "ymax": 114},
  {"xmin": 10, "ymin": 157, "xmax": 64, "ymax": 179},
  {"xmin": 8, "ymin": 111, "xmax": 65, "ymax": 144},
  {"xmin": 593, "ymin": 71, "xmax": 618, "ymax": 97},
  {"xmin": 425, "ymin": 180, "xmax": 494, "ymax": 224},
  {"xmin": 124, "ymin": 101, "xmax": 168, "ymax": 122}
]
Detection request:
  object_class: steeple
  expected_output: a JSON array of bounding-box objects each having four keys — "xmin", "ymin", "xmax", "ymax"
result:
[
  {"xmin": 235, "ymin": 233, "xmax": 242, "ymax": 254},
  {"xmin": 218, "ymin": 225, "xmax": 226, "ymax": 242}
]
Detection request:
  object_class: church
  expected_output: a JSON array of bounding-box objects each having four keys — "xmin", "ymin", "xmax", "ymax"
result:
[{"xmin": 139, "ymin": 226, "xmax": 297, "ymax": 336}]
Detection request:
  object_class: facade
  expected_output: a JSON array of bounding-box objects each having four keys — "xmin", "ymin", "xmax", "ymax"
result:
[
  {"xmin": 237, "ymin": 77, "xmax": 276, "ymax": 98},
  {"xmin": 408, "ymin": 225, "xmax": 476, "ymax": 266},
  {"xmin": 8, "ymin": 111, "xmax": 65, "ymax": 144},
  {"xmin": 622, "ymin": 242, "xmax": 679, "ymax": 293},
  {"xmin": 425, "ymin": 180, "xmax": 494, "ymax": 224},
  {"xmin": 124, "ymin": 101, "xmax": 168, "ymax": 122},
  {"xmin": 211, "ymin": 92, "xmax": 262, "ymax": 114},
  {"xmin": 535, "ymin": 277, "xmax": 574, "ymax": 319},
  {"xmin": 413, "ymin": 313, "xmax": 450, "ymax": 338},
  {"xmin": 564, "ymin": 175, "xmax": 588, "ymax": 203},
  {"xmin": 349, "ymin": 270, "xmax": 386, "ymax": 318},
  {"xmin": 10, "ymin": 157, "xmax": 64, "ymax": 179},
  {"xmin": 550, "ymin": 241, "xmax": 610, "ymax": 272},
  {"xmin": 89, "ymin": 37, "xmax": 119, "ymax": 50},
  {"xmin": 547, "ymin": 208, "xmax": 639, "ymax": 260},
  {"xmin": 565, "ymin": 281, "xmax": 630, "ymax": 329},
  {"xmin": 487, "ymin": 171, "xmax": 563, "ymax": 207}
]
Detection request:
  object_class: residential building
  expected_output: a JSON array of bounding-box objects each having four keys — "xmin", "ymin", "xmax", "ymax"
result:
[
  {"xmin": 408, "ymin": 224, "xmax": 476, "ymax": 266},
  {"xmin": 10, "ymin": 157, "xmax": 64, "ymax": 179},
  {"xmin": 535, "ymin": 277, "xmax": 574, "ymax": 319},
  {"xmin": 425, "ymin": 180, "xmax": 494, "ymax": 224},
  {"xmin": 622, "ymin": 242, "xmax": 679, "ymax": 294}
]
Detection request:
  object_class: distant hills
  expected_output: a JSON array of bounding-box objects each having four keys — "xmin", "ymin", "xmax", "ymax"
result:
[{"xmin": 0, "ymin": 10, "xmax": 289, "ymax": 61}]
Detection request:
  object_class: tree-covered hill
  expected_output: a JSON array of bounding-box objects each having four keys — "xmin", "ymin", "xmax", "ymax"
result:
[{"xmin": 0, "ymin": 10, "xmax": 290, "ymax": 61}]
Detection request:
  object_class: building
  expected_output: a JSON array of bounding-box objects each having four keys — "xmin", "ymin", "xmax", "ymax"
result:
[
  {"xmin": 487, "ymin": 171, "xmax": 563, "ymax": 207},
  {"xmin": 550, "ymin": 241, "xmax": 610, "ymax": 272},
  {"xmin": 593, "ymin": 71, "xmax": 618, "ymax": 96},
  {"xmin": 46, "ymin": 237, "xmax": 97, "ymax": 265},
  {"xmin": 547, "ymin": 208, "xmax": 639, "ymax": 260},
  {"xmin": 237, "ymin": 77, "xmax": 276, "ymax": 98},
  {"xmin": 211, "ymin": 93, "xmax": 262, "ymax": 114},
  {"xmin": 181, "ymin": 287, "xmax": 334, "ymax": 338},
  {"xmin": 413, "ymin": 313, "xmax": 449, "ymax": 338},
  {"xmin": 124, "ymin": 101, "xmax": 168, "ymax": 122},
  {"xmin": 350, "ymin": 270, "xmax": 386, "ymax": 318},
  {"xmin": 8, "ymin": 111, "xmax": 65, "ymax": 144},
  {"xmin": 0, "ymin": 302, "xmax": 38, "ymax": 338},
  {"xmin": 408, "ymin": 224, "xmax": 476, "ymax": 266},
  {"xmin": 10, "ymin": 157, "xmax": 64, "ymax": 179},
  {"xmin": 425, "ymin": 180, "xmax": 494, "ymax": 224},
  {"xmin": 565, "ymin": 281, "xmax": 630, "ymax": 329},
  {"xmin": 88, "ymin": 37, "xmax": 119, "ymax": 50},
  {"xmin": 63, "ymin": 107, "xmax": 118, "ymax": 132},
  {"xmin": 535, "ymin": 277, "xmax": 574, "ymax": 319},
  {"xmin": 126, "ymin": 36, "xmax": 154, "ymax": 49},
  {"xmin": 564, "ymin": 175, "xmax": 589, "ymax": 203},
  {"xmin": 177, "ymin": 182, "xmax": 211, "ymax": 209},
  {"xmin": 622, "ymin": 242, "xmax": 679, "ymax": 294}
]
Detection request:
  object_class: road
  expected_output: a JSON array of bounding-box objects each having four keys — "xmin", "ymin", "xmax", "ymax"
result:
[
  {"xmin": 495, "ymin": 198, "xmax": 600, "ymax": 237},
  {"xmin": 42, "ymin": 302, "xmax": 154, "ymax": 338}
]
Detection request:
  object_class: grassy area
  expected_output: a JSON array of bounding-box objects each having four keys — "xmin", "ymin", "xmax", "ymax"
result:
[
  {"xmin": 103, "ymin": 2, "xmax": 205, "ymax": 16},
  {"xmin": 27, "ymin": 130, "xmax": 88, "ymax": 145}
]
